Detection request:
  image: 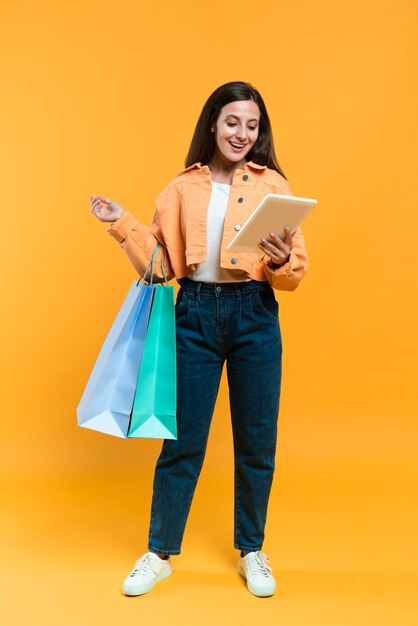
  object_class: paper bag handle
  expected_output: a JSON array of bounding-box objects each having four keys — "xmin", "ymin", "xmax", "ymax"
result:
[{"xmin": 138, "ymin": 243, "xmax": 168, "ymax": 286}]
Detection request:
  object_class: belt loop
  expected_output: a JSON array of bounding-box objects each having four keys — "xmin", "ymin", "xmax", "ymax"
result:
[
  {"xmin": 234, "ymin": 284, "xmax": 241, "ymax": 300},
  {"xmin": 196, "ymin": 282, "xmax": 201, "ymax": 302}
]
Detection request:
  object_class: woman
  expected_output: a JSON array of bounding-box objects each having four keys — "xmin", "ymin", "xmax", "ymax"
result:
[{"xmin": 90, "ymin": 81, "xmax": 308, "ymax": 598}]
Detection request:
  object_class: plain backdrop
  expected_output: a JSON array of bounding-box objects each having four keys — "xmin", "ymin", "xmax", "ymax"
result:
[{"xmin": 1, "ymin": 1, "xmax": 417, "ymax": 625}]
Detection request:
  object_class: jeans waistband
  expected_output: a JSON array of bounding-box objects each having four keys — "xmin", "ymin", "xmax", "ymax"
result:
[{"xmin": 178, "ymin": 276, "xmax": 271, "ymax": 297}]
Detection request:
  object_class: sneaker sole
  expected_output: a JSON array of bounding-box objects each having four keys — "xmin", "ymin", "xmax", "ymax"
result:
[
  {"xmin": 123, "ymin": 563, "xmax": 173, "ymax": 596},
  {"xmin": 237, "ymin": 563, "xmax": 276, "ymax": 597}
]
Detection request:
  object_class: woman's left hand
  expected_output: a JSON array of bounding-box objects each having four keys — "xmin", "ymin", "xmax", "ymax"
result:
[{"xmin": 258, "ymin": 227, "xmax": 293, "ymax": 267}]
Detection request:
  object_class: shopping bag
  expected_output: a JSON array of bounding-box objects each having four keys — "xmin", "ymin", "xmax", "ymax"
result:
[
  {"xmin": 76, "ymin": 245, "xmax": 163, "ymax": 438},
  {"xmin": 128, "ymin": 283, "xmax": 177, "ymax": 440},
  {"xmin": 76, "ymin": 281, "xmax": 154, "ymax": 437}
]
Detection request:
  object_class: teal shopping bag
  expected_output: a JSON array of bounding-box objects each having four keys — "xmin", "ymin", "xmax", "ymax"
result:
[{"xmin": 128, "ymin": 284, "xmax": 177, "ymax": 440}]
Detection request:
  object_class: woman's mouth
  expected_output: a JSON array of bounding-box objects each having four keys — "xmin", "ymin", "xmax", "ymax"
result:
[{"xmin": 229, "ymin": 141, "xmax": 247, "ymax": 151}]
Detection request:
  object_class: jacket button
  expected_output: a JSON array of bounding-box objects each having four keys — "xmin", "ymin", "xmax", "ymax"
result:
[
  {"xmin": 242, "ymin": 174, "xmax": 249, "ymax": 181},
  {"xmin": 238, "ymin": 197, "xmax": 244, "ymax": 203},
  {"xmin": 234, "ymin": 224, "xmax": 241, "ymax": 231},
  {"xmin": 231, "ymin": 258, "xmax": 238, "ymax": 265}
]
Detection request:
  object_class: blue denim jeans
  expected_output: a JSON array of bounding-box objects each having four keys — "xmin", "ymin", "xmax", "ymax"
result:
[{"xmin": 148, "ymin": 277, "xmax": 282, "ymax": 555}]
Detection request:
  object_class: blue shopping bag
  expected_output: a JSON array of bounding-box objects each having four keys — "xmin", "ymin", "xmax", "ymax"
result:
[{"xmin": 76, "ymin": 246, "xmax": 163, "ymax": 438}]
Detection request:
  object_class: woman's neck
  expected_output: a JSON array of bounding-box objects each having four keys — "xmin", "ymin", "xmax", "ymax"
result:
[{"xmin": 208, "ymin": 155, "xmax": 247, "ymax": 185}]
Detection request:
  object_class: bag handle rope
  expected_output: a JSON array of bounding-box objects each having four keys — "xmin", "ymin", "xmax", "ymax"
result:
[{"xmin": 137, "ymin": 243, "xmax": 168, "ymax": 287}]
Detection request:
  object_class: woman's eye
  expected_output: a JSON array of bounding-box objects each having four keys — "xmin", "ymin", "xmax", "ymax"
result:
[
  {"xmin": 248, "ymin": 126, "xmax": 257, "ymax": 131},
  {"xmin": 226, "ymin": 122, "xmax": 237, "ymax": 127}
]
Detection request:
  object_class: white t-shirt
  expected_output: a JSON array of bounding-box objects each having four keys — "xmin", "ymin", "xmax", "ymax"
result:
[{"xmin": 190, "ymin": 182, "xmax": 249, "ymax": 283}]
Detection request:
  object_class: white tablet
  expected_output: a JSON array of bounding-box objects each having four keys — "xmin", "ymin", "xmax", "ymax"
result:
[{"xmin": 226, "ymin": 193, "xmax": 317, "ymax": 253}]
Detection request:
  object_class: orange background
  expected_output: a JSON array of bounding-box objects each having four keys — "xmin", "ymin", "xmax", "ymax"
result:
[{"xmin": 1, "ymin": 1, "xmax": 417, "ymax": 624}]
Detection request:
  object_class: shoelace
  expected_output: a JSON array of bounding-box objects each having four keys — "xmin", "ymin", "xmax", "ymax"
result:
[
  {"xmin": 130, "ymin": 554, "xmax": 158, "ymax": 581},
  {"xmin": 245, "ymin": 551, "xmax": 273, "ymax": 578}
]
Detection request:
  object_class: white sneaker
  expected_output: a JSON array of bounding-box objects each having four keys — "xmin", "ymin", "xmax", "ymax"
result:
[
  {"xmin": 122, "ymin": 552, "xmax": 173, "ymax": 596},
  {"xmin": 238, "ymin": 551, "xmax": 276, "ymax": 597}
]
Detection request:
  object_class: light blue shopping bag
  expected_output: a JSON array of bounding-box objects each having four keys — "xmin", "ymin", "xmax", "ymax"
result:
[{"xmin": 77, "ymin": 246, "xmax": 162, "ymax": 438}]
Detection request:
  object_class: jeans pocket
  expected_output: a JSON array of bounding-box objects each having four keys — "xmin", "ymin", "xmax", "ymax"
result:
[
  {"xmin": 255, "ymin": 288, "xmax": 279, "ymax": 322},
  {"xmin": 175, "ymin": 288, "xmax": 190, "ymax": 321}
]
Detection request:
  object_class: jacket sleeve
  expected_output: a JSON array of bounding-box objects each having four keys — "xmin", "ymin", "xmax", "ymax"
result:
[
  {"xmin": 106, "ymin": 204, "xmax": 175, "ymax": 282},
  {"xmin": 261, "ymin": 226, "xmax": 308, "ymax": 291},
  {"xmin": 260, "ymin": 178, "xmax": 309, "ymax": 291}
]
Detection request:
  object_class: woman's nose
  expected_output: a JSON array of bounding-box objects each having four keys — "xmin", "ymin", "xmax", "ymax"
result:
[{"xmin": 235, "ymin": 126, "xmax": 248, "ymax": 141}]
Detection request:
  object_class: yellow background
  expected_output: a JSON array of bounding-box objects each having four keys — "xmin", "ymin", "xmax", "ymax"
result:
[{"xmin": 1, "ymin": 0, "xmax": 417, "ymax": 624}]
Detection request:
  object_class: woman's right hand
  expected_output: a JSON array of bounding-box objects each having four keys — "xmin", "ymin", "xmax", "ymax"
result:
[{"xmin": 90, "ymin": 195, "xmax": 125, "ymax": 222}]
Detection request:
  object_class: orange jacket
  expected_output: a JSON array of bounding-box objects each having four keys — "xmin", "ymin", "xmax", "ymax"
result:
[{"xmin": 107, "ymin": 161, "xmax": 308, "ymax": 291}]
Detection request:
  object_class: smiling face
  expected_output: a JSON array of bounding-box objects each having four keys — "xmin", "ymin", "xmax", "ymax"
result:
[{"xmin": 211, "ymin": 100, "xmax": 260, "ymax": 169}]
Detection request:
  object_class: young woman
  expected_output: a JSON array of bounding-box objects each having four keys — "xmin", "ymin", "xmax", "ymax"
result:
[{"xmin": 90, "ymin": 81, "xmax": 308, "ymax": 598}]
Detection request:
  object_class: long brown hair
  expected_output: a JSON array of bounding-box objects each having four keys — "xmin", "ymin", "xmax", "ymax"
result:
[{"xmin": 185, "ymin": 81, "xmax": 287, "ymax": 179}]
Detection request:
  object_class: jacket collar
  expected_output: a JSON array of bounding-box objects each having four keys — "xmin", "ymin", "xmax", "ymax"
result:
[
  {"xmin": 177, "ymin": 160, "xmax": 267, "ymax": 175},
  {"xmin": 245, "ymin": 161, "xmax": 268, "ymax": 170}
]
